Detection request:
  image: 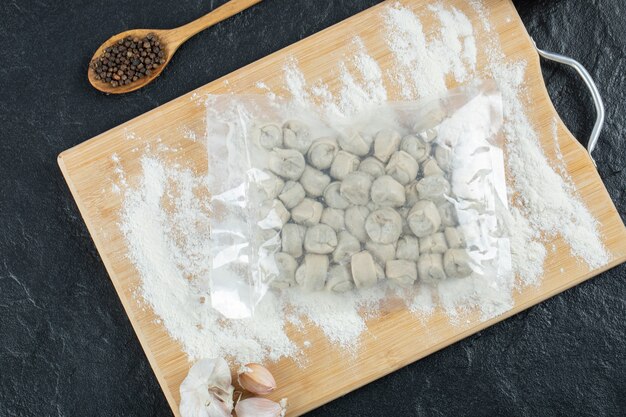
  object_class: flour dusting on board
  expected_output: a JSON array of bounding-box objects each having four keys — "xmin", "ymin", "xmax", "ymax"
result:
[
  {"xmin": 116, "ymin": 1, "xmax": 611, "ymax": 364},
  {"xmin": 381, "ymin": 3, "xmax": 477, "ymax": 99},
  {"xmin": 121, "ymin": 156, "xmax": 299, "ymax": 363},
  {"xmin": 470, "ymin": 5, "xmax": 611, "ymax": 271}
]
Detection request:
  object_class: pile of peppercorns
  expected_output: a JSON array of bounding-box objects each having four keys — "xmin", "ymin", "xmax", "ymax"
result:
[{"xmin": 90, "ymin": 33, "xmax": 166, "ymax": 88}]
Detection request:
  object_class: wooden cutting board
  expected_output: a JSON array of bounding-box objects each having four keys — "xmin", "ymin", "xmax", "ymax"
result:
[{"xmin": 58, "ymin": 0, "xmax": 626, "ymax": 415}]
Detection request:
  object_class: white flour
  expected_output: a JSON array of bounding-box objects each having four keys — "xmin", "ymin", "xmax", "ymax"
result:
[
  {"xmin": 382, "ymin": 3, "xmax": 477, "ymax": 99},
  {"xmin": 282, "ymin": 37, "xmax": 387, "ymax": 118},
  {"xmin": 475, "ymin": 14, "xmax": 611, "ymax": 270},
  {"xmin": 282, "ymin": 58, "xmax": 309, "ymax": 106},
  {"xmin": 122, "ymin": 156, "xmax": 299, "ymax": 363},
  {"xmin": 345, "ymin": 37, "xmax": 388, "ymax": 110},
  {"xmin": 117, "ymin": 1, "xmax": 611, "ymax": 364}
]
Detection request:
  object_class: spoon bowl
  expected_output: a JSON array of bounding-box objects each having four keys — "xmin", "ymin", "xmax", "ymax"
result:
[
  {"xmin": 88, "ymin": 29, "xmax": 172, "ymax": 94},
  {"xmin": 87, "ymin": 0, "xmax": 262, "ymax": 94}
]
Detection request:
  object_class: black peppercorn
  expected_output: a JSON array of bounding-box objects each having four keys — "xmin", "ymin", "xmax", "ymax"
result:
[{"xmin": 90, "ymin": 33, "xmax": 165, "ymax": 88}]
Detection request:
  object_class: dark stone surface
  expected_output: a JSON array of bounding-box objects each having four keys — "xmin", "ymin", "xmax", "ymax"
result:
[{"xmin": 0, "ymin": 0, "xmax": 624, "ymax": 416}]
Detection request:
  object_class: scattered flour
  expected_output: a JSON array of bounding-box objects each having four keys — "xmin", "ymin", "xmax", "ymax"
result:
[
  {"xmin": 408, "ymin": 285, "xmax": 435, "ymax": 316},
  {"xmin": 466, "ymin": 0, "xmax": 492, "ymax": 31},
  {"xmin": 382, "ymin": 3, "xmax": 477, "ymax": 99},
  {"xmin": 255, "ymin": 81, "xmax": 269, "ymax": 90},
  {"xmin": 428, "ymin": 4, "xmax": 477, "ymax": 81},
  {"xmin": 111, "ymin": 153, "xmax": 128, "ymax": 191},
  {"xmin": 282, "ymin": 58, "xmax": 309, "ymax": 106},
  {"xmin": 348, "ymin": 38, "xmax": 388, "ymax": 107},
  {"xmin": 283, "ymin": 37, "xmax": 387, "ymax": 118},
  {"xmin": 503, "ymin": 207, "xmax": 546, "ymax": 287},
  {"xmin": 336, "ymin": 62, "xmax": 376, "ymax": 117},
  {"xmin": 116, "ymin": 0, "xmax": 611, "ymax": 364},
  {"xmin": 255, "ymin": 80, "xmax": 276, "ymax": 100},
  {"xmin": 121, "ymin": 156, "xmax": 299, "ymax": 363},
  {"xmin": 285, "ymin": 288, "xmax": 385, "ymax": 353},
  {"xmin": 479, "ymin": 22, "xmax": 610, "ymax": 270}
]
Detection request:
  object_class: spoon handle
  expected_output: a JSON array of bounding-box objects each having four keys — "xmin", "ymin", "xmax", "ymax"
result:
[{"xmin": 168, "ymin": 0, "xmax": 263, "ymax": 46}]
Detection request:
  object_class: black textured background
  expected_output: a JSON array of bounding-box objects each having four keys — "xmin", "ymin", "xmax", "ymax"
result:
[{"xmin": 1, "ymin": 1, "xmax": 624, "ymax": 416}]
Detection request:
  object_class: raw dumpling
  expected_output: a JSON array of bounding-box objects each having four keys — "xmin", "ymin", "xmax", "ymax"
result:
[
  {"xmin": 307, "ymin": 137, "xmax": 339, "ymax": 170},
  {"xmin": 407, "ymin": 200, "xmax": 441, "ymax": 237},
  {"xmin": 283, "ymin": 120, "xmax": 313, "ymax": 154},
  {"xmin": 437, "ymin": 202, "xmax": 457, "ymax": 227},
  {"xmin": 340, "ymin": 172, "xmax": 372, "ymax": 206},
  {"xmin": 251, "ymin": 170, "xmax": 285, "ymax": 201},
  {"xmin": 323, "ymin": 181, "xmax": 350, "ymax": 209},
  {"xmin": 444, "ymin": 227, "xmax": 466, "ymax": 249},
  {"xmin": 268, "ymin": 148, "xmax": 306, "ymax": 180},
  {"xmin": 326, "ymin": 264, "xmax": 354, "ymax": 293},
  {"xmin": 281, "ymin": 223, "xmax": 306, "ymax": 258},
  {"xmin": 338, "ymin": 130, "xmax": 372, "ymax": 156},
  {"xmin": 278, "ymin": 181, "xmax": 305, "ymax": 209},
  {"xmin": 415, "ymin": 175, "xmax": 451, "ymax": 204},
  {"xmin": 257, "ymin": 227, "xmax": 280, "ymax": 246},
  {"xmin": 258, "ymin": 199, "xmax": 290, "ymax": 230},
  {"xmin": 296, "ymin": 254, "xmax": 329, "ymax": 291},
  {"xmin": 330, "ymin": 150, "xmax": 360, "ymax": 180},
  {"xmin": 421, "ymin": 157, "xmax": 444, "ymax": 177},
  {"xmin": 443, "ymin": 248, "xmax": 473, "ymax": 278},
  {"xmin": 350, "ymin": 251, "xmax": 378, "ymax": 288},
  {"xmin": 434, "ymin": 145, "xmax": 453, "ymax": 172},
  {"xmin": 386, "ymin": 151, "xmax": 419, "ymax": 185},
  {"xmin": 345, "ymin": 205, "xmax": 370, "ymax": 243},
  {"xmin": 359, "ymin": 157, "xmax": 386, "ymax": 178},
  {"xmin": 304, "ymin": 224, "xmax": 338, "ymax": 254},
  {"xmin": 373, "ymin": 129, "xmax": 401, "ymax": 163},
  {"xmin": 299, "ymin": 165, "xmax": 331, "ymax": 197},
  {"xmin": 386, "ymin": 259, "xmax": 417, "ymax": 288},
  {"xmin": 400, "ymin": 134, "xmax": 430, "ymax": 163},
  {"xmin": 332, "ymin": 230, "xmax": 361, "ymax": 263},
  {"xmin": 370, "ymin": 175, "xmax": 405, "ymax": 207},
  {"xmin": 419, "ymin": 232, "xmax": 448, "ymax": 254},
  {"xmin": 396, "ymin": 235, "xmax": 420, "ymax": 261},
  {"xmin": 365, "ymin": 207, "xmax": 402, "ymax": 244},
  {"xmin": 269, "ymin": 252, "xmax": 298, "ymax": 289},
  {"xmin": 320, "ymin": 207, "xmax": 345, "ymax": 232},
  {"xmin": 254, "ymin": 123, "xmax": 283, "ymax": 149},
  {"xmin": 417, "ymin": 253, "xmax": 446, "ymax": 284},
  {"xmin": 291, "ymin": 198, "xmax": 323, "ymax": 226}
]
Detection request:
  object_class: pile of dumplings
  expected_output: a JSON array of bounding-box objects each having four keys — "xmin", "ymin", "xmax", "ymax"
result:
[{"xmin": 252, "ymin": 118, "xmax": 473, "ymax": 293}]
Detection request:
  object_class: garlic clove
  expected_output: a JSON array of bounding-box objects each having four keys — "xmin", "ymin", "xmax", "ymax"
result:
[
  {"xmin": 238, "ymin": 363, "xmax": 277, "ymax": 395},
  {"xmin": 235, "ymin": 397, "xmax": 287, "ymax": 417},
  {"xmin": 179, "ymin": 358, "xmax": 234, "ymax": 417}
]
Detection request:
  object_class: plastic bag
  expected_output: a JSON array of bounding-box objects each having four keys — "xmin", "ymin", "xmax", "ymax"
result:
[{"xmin": 206, "ymin": 80, "xmax": 509, "ymax": 319}]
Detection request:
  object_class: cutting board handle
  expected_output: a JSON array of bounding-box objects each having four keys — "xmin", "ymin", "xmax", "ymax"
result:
[{"xmin": 532, "ymin": 39, "xmax": 605, "ymax": 167}]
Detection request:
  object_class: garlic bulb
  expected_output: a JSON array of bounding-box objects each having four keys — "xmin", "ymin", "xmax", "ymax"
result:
[
  {"xmin": 179, "ymin": 358, "xmax": 234, "ymax": 417},
  {"xmin": 238, "ymin": 363, "xmax": 277, "ymax": 395},
  {"xmin": 235, "ymin": 397, "xmax": 287, "ymax": 417}
]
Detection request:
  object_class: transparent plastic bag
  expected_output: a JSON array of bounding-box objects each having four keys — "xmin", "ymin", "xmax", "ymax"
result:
[{"xmin": 206, "ymin": 80, "xmax": 509, "ymax": 319}]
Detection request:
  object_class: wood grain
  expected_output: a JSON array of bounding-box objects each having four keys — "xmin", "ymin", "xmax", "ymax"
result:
[{"xmin": 59, "ymin": 0, "xmax": 626, "ymax": 416}]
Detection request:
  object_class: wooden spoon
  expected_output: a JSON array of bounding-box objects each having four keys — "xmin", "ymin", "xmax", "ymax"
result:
[{"xmin": 88, "ymin": 0, "xmax": 262, "ymax": 94}]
